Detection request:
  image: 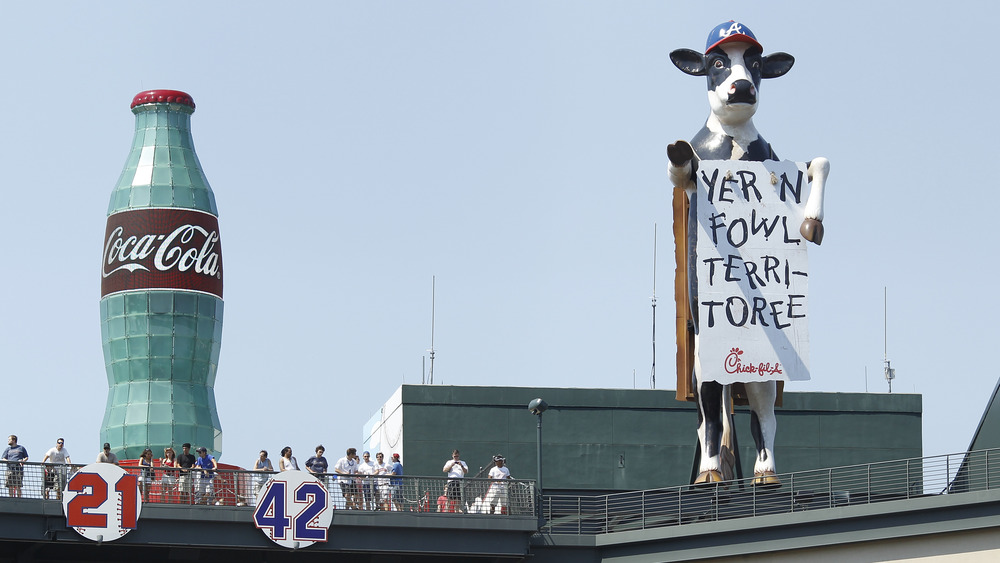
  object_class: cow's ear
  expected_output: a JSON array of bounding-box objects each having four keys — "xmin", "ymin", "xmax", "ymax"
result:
[
  {"xmin": 670, "ymin": 49, "xmax": 706, "ymax": 76},
  {"xmin": 762, "ymin": 52, "xmax": 794, "ymax": 78}
]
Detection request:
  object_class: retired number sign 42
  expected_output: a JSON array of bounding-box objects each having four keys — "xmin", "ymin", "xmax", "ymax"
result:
[
  {"xmin": 62, "ymin": 463, "xmax": 142, "ymax": 542},
  {"xmin": 253, "ymin": 470, "xmax": 332, "ymax": 548}
]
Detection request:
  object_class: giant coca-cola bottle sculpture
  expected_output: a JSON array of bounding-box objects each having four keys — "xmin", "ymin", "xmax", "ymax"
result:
[{"xmin": 100, "ymin": 90, "xmax": 224, "ymax": 460}]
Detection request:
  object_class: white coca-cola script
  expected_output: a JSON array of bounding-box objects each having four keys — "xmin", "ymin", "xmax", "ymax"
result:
[
  {"xmin": 102, "ymin": 224, "xmax": 221, "ymax": 279},
  {"xmin": 100, "ymin": 208, "xmax": 224, "ymax": 299}
]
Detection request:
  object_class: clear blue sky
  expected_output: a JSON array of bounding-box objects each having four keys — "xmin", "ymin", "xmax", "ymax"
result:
[{"xmin": 1, "ymin": 1, "xmax": 995, "ymax": 469}]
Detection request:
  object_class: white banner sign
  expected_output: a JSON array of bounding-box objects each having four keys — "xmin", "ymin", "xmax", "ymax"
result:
[{"xmin": 695, "ymin": 160, "xmax": 811, "ymax": 384}]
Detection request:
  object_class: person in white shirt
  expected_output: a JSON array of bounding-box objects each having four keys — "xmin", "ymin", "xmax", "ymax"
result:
[
  {"xmin": 485, "ymin": 454, "xmax": 512, "ymax": 514},
  {"xmin": 278, "ymin": 446, "xmax": 299, "ymax": 471},
  {"xmin": 334, "ymin": 448, "xmax": 361, "ymax": 509},
  {"xmin": 372, "ymin": 452, "xmax": 392, "ymax": 511},
  {"xmin": 41, "ymin": 438, "xmax": 71, "ymax": 500},
  {"xmin": 356, "ymin": 451, "xmax": 378, "ymax": 510},
  {"xmin": 442, "ymin": 449, "xmax": 468, "ymax": 512}
]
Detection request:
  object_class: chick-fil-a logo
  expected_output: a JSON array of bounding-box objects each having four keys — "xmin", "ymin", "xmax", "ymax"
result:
[
  {"xmin": 101, "ymin": 208, "xmax": 223, "ymax": 299},
  {"xmin": 724, "ymin": 347, "xmax": 783, "ymax": 377}
]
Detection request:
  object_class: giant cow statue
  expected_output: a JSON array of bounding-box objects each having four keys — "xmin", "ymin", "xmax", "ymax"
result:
[{"xmin": 668, "ymin": 21, "xmax": 829, "ymax": 486}]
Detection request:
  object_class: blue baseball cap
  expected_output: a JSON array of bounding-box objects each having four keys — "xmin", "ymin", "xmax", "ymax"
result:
[{"xmin": 705, "ymin": 21, "xmax": 761, "ymax": 54}]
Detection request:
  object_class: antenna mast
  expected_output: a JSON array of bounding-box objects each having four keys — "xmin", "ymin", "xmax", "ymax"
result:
[
  {"xmin": 883, "ymin": 286, "xmax": 895, "ymax": 393},
  {"xmin": 428, "ymin": 275, "xmax": 436, "ymax": 385},
  {"xmin": 651, "ymin": 223, "xmax": 657, "ymax": 389}
]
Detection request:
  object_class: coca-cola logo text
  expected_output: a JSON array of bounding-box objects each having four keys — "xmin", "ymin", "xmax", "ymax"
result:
[
  {"xmin": 723, "ymin": 347, "xmax": 782, "ymax": 377},
  {"xmin": 101, "ymin": 208, "xmax": 223, "ymax": 298}
]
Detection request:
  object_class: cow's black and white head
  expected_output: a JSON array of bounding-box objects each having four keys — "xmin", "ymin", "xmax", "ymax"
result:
[{"xmin": 670, "ymin": 21, "xmax": 794, "ymax": 128}]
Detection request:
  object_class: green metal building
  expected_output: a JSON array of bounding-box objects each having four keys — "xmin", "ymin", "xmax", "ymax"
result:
[{"xmin": 363, "ymin": 385, "xmax": 921, "ymax": 491}]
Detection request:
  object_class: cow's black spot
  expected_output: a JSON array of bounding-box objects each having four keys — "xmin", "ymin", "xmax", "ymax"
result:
[
  {"xmin": 745, "ymin": 137, "xmax": 777, "ymax": 161},
  {"xmin": 705, "ymin": 51, "xmax": 733, "ymax": 92},
  {"xmin": 689, "ymin": 127, "xmax": 777, "ymax": 162}
]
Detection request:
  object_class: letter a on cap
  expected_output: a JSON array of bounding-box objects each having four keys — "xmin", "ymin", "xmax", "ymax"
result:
[{"xmin": 705, "ymin": 21, "xmax": 762, "ymax": 53}]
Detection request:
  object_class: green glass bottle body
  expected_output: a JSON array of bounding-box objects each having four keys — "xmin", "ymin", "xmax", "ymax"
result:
[{"xmin": 99, "ymin": 90, "xmax": 224, "ymax": 460}]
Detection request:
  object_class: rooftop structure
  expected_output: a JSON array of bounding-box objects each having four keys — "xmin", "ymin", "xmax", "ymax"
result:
[{"xmin": 363, "ymin": 385, "xmax": 922, "ymax": 491}]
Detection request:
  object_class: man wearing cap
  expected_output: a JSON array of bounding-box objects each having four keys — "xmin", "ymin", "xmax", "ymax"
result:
[
  {"xmin": 485, "ymin": 455, "xmax": 512, "ymax": 514},
  {"xmin": 41, "ymin": 438, "xmax": 71, "ymax": 500},
  {"xmin": 193, "ymin": 446, "xmax": 218, "ymax": 505},
  {"xmin": 356, "ymin": 451, "xmax": 378, "ymax": 510},
  {"xmin": 442, "ymin": 449, "xmax": 468, "ymax": 512},
  {"xmin": 96, "ymin": 442, "xmax": 118, "ymax": 465},
  {"xmin": 389, "ymin": 453, "xmax": 404, "ymax": 511}
]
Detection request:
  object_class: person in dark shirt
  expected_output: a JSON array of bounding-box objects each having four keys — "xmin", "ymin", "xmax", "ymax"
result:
[
  {"xmin": 305, "ymin": 445, "xmax": 328, "ymax": 474},
  {"xmin": 305, "ymin": 445, "xmax": 329, "ymax": 490},
  {"xmin": 177, "ymin": 443, "xmax": 197, "ymax": 504},
  {"xmin": 2, "ymin": 435, "xmax": 28, "ymax": 498}
]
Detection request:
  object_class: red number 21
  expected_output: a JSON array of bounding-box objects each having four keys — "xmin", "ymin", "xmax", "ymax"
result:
[{"xmin": 66, "ymin": 472, "xmax": 138, "ymax": 529}]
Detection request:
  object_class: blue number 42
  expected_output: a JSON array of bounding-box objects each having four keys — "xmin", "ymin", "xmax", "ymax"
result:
[
  {"xmin": 253, "ymin": 481, "xmax": 328, "ymax": 542},
  {"xmin": 254, "ymin": 482, "xmax": 291, "ymax": 540}
]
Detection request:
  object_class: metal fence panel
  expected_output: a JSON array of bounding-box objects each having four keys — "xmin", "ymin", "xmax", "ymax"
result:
[
  {"xmin": 541, "ymin": 448, "xmax": 999, "ymax": 535},
  {"xmin": 0, "ymin": 464, "xmax": 535, "ymax": 517}
]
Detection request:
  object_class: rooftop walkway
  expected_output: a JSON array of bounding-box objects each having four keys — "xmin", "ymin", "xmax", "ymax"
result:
[{"xmin": 1, "ymin": 448, "xmax": 998, "ymax": 562}]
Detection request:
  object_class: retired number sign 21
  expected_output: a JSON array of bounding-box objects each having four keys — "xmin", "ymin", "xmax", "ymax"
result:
[
  {"xmin": 62, "ymin": 463, "xmax": 142, "ymax": 542},
  {"xmin": 253, "ymin": 470, "xmax": 333, "ymax": 548}
]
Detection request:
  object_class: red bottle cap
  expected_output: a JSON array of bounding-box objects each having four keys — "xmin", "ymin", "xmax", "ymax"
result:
[{"xmin": 130, "ymin": 90, "xmax": 196, "ymax": 110}]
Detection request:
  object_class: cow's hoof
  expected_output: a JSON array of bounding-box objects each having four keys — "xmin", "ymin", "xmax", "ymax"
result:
[
  {"xmin": 800, "ymin": 218, "xmax": 824, "ymax": 245},
  {"xmin": 753, "ymin": 471, "xmax": 781, "ymax": 488},
  {"xmin": 694, "ymin": 470, "xmax": 724, "ymax": 485},
  {"xmin": 667, "ymin": 140, "xmax": 695, "ymax": 166}
]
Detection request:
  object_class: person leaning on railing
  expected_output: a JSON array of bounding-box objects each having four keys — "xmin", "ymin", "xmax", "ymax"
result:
[
  {"xmin": 304, "ymin": 445, "xmax": 328, "ymax": 492},
  {"xmin": 251, "ymin": 450, "xmax": 273, "ymax": 504},
  {"xmin": 96, "ymin": 442, "xmax": 118, "ymax": 465}
]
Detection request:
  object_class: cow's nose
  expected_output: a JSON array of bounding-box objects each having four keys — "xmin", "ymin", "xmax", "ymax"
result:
[{"xmin": 728, "ymin": 79, "xmax": 756, "ymax": 104}]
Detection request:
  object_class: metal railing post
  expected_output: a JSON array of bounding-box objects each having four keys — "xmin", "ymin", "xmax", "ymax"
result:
[
  {"xmin": 867, "ymin": 463, "xmax": 871, "ymax": 504},
  {"xmin": 946, "ymin": 454, "xmax": 950, "ymax": 489},
  {"xmin": 677, "ymin": 485, "xmax": 682, "ymax": 525},
  {"xmin": 713, "ymin": 482, "xmax": 719, "ymax": 522},
  {"xmin": 641, "ymin": 490, "xmax": 646, "ymax": 529},
  {"xmin": 906, "ymin": 459, "xmax": 911, "ymax": 499},
  {"xmin": 828, "ymin": 468, "xmax": 833, "ymax": 508},
  {"xmin": 605, "ymin": 495, "xmax": 609, "ymax": 533},
  {"xmin": 787, "ymin": 472, "xmax": 794, "ymax": 512}
]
